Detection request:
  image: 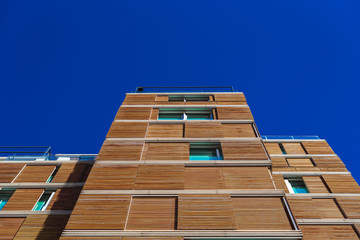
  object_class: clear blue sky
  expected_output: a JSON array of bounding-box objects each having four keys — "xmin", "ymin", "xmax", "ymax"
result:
[{"xmin": 0, "ymin": 1, "xmax": 359, "ymax": 181}]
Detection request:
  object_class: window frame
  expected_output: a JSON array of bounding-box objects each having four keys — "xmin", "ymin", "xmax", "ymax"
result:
[
  {"xmin": 158, "ymin": 108, "xmax": 214, "ymax": 120},
  {"xmin": 284, "ymin": 177, "xmax": 309, "ymax": 194},
  {"xmin": 32, "ymin": 190, "xmax": 56, "ymax": 211},
  {"xmin": 189, "ymin": 143, "xmax": 223, "ymax": 161}
]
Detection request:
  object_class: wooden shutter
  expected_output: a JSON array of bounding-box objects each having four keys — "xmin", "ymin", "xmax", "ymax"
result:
[
  {"xmin": 135, "ymin": 165, "xmax": 184, "ymax": 189},
  {"xmin": 264, "ymin": 142, "xmax": 283, "ymax": 154},
  {"xmin": 232, "ymin": 197, "xmax": 292, "ymax": 230},
  {"xmin": 282, "ymin": 143, "xmax": 306, "ymax": 154},
  {"xmin": 287, "ymin": 158, "xmax": 314, "ymax": 167},
  {"xmin": 336, "ymin": 197, "xmax": 360, "ymax": 218},
  {"xmin": 222, "ymin": 167, "xmax": 274, "ymax": 189},
  {"xmin": 0, "ymin": 164, "xmax": 25, "ymax": 183},
  {"xmin": 221, "ymin": 141, "xmax": 268, "ymax": 160},
  {"xmin": 3, "ymin": 189, "xmax": 44, "ymax": 210},
  {"xmin": 300, "ymin": 225, "xmax": 359, "ymax": 239},
  {"xmin": 107, "ymin": 122, "xmax": 148, "ymax": 138},
  {"xmin": 271, "ymin": 157, "xmax": 289, "ymax": 168},
  {"xmin": 123, "ymin": 238, "xmax": 182, "ymax": 240},
  {"xmin": 302, "ymin": 141, "xmax": 335, "ymax": 154},
  {"xmin": 287, "ymin": 196, "xmax": 320, "ymax": 219},
  {"xmin": 214, "ymin": 93, "xmax": 246, "ymax": 102},
  {"xmin": 115, "ymin": 107, "xmax": 151, "ymax": 120},
  {"xmin": 312, "ymin": 156, "xmax": 346, "ymax": 171},
  {"xmin": 303, "ymin": 176, "xmax": 329, "ymax": 193},
  {"xmin": 322, "ymin": 174, "xmax": 360, "ymax": 193},
  {"xmin": 126, "ymin": 197, "xmax": 176, "ymax": 230},
  {"xmin": 146, "ymin": 124, "xmax": 184, "ymax": 138},
  {"xmin": 184, "ymin": 167, "xmax": 224, "ymax": 189},
  {"xmin": 177, "ymin": 194, "xmax": 235, "ymax": 230},
  {"xmin": 150, "ymin": 108, "xmax": 159, "ymax": 120},
  {"xmin": 312, "ymin": 199, "xmax": 344, "ymax": 218},
  {"xmin": 66, "ymin": 194, "xmax": 131, "ymax": 230},
  {"xmin": 84, "ymin": 164, "xmax": 137, "ymax": 190},
  {"xmin": 142, "ymin": 142, "xmax": 189, "ymax": 160},
  {"xmin": 222, "ymin": 123, "xmax": 256, "ymax": 138},
  {"xmin": 0, "ymin": 218, "xmax": 25, "ymax": 240},
  {"xmin": 52, "ymin": 163, "xmax": 88, "ymax": 183},
  {"xmin": 97, "ymin": 141, "xmax": 143, "ymax": 160},
  {"xmin": 14, "ymin": 165, "xmax": 55, "ymax": 183},
  {"xmin": 47, "ymin": 187, "xmax": 82, "ymax": 210},
  {"xmin": 272, "ymin": 175, "xmax": 289, "ymax": 193},
  {"xmin": 155, "ymin": 95, "xmax": 168, "ymax": 101},
  {"xmin": 185, "ymin": 122, "xmax": 223, "ymax": 138},
  {"xmin": 216, "ymin": 107, "xmax": 253, "ymax": 120},
  {"xmin": 123, "ymin": 94, "xmax": 156, "ymax": 104}
]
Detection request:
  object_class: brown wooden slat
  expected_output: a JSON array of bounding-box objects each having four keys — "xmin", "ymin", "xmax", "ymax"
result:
[
  {"xmin": 150, "ymin": 108, "xmax": 159, "ymax": 120},
  {"xmin": 217, "ymin": 107, "xmax": 253, "ymax": 120},
  {"xmin": 312, "ymin": 156, "xmax": 346, "ymax": 169},
  {"xmin": 107, "ymin": 122, "xmax": 148, "ymax": 138},
  {"xmin": 336, "ymin": 197, "xmax": 360, "ymax": 218},
  {"xmin": 65, "ymin": 194, "xmax": 130, "ymax": 230},
  {"xmin": 222, "ymin": 123, "xmax": 256, "ymax": 138},
  {"xmin": 222, "ymin": 167, "xmax": 274, "ymax": 189},
  {"xmin": 184, "ymin": 167, "xmax": 224, "ymax": 189},
  {"xmin": 287, "ymin": 196, "xmax": 320, "ymax": 219},
  {"xmin": 303, "ymin": 176, "xmax": 329, "ymax": 193},
  {"xmin": 177, "ymin": 194, "xmax": 235, "ymax": 230},
  {"xmin": 282, "ymin": 143, "xmax": 306, "ymax": 154},
  {"xmin": 312, "ymin": 198, "xmax": 344, "ymax": 218},
  {"xmin": 123, "ymin": 238, "xmax": 182, "ymax": 240},
  {"xmin": 214, "ymin": 93, "xmax": 246, "ymax": 102},
  {"xmin": 300, "ymin": 225, "xmax": 359, "ymax": 240},
  {"xmin": 14, "ymin": 165, "xmax": 55, "ymax": 183},
  {"xmin": 264, "ymin": 142, "xmax": 283, "ymax": 154},
  {"xmin": 52, "ymin": 163, "xmax": 88, "ymax": 183},
  {"xmin": 221, "ymin": 141, "xmax": 268, "ymax": 160},
  {"xmin": 322, "ymin": 174, "xmax": 360, "ymax": 193},
  {"xmin": 185, "ymin": 122, "xmax": 223, "ymax": 138},
  {"xmin": 155, "ymin": 95, "xmax": 168, "ymax": 101},
  {"xmin": 0, "ymin": 218, "xmax": 25, "ymax": 240},
  {"xmin": 123, "ymin": 94, "xmax": 156, "ymax": 102},
  {"xmin": 97, "ymin": 141, "xmax": 143, "ymax": 160},
  {"xmin": 232, "ymin": 197, "xmax": 292, "ymax": 230},
  {"xmin": 146, "ymin": 124, "xmax": 184, "ymax": 138},
  {"xmin": 271, "ymin": 157, "xmax": 289, "ymax": 167},
  {"xmin": 287, "ymin": 158, "xmax": 314, "ymax": 167},
  {"xmin": 3, "ymin": 189, "xmax": 44, "ymax": 210},
  {"xmin": 142, "ymin": 142, "xmax": 189, "ymax": 160},
  {"xmin": 47, "ymin": 187, "xmax": 82, "ymax": 210},
  {"xmin": 126, "ymin": 197, "xmax": 176, "ymax": 230},
  {"xmin": 60, "ymin": 238, "xmax": 122, "ymax": 240},
  {"xmin": 115, "ymin": 107, "xmax": 151, "ymax": 120},
  {"xmin": 302, "ymin": 141, "xmax": 335, "ymax": 154},
  {"xmin": 272, "ymin": 175, "xmax": 289, "ymax": 193},
  {"xmin": 0, "ymin": 164, "xmax": 25, "ymax": 183},
  {"xmin": 135, "ymin": 165, "xmax": 184, "ymax": 189}
]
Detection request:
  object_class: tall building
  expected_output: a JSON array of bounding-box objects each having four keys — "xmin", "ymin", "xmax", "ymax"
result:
[{"xmin": 0, "ymin": 87, "xmax": 359, "ymax": 240}]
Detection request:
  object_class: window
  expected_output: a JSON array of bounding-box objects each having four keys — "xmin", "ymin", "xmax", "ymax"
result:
[
  {"xmin": 32, "ymin": 190, "xmax": 55, "ymax": 211},
  {"xmin": 159, "ymin": 109, "xmax": 214, "ymax": 120},
  {"xmin": 46, "ymin": 166, "xmax": 59, "ymax": 183},
  {"xmin": 168, "ymin": 95, "xmax": 210, "ymax": 102},
  {"xmin": 279, "ymin": 143, "xmax": 287, "ymax": 154},
  {"xmin": 0, "ymin": 189, "xmax": 15, "ymax": 210},
  {"xmin": 189, "ymin": 143, "xmax": 223, "ymax": 160},
  {"xmin": 284, "ymin": 178, "xmax": 309, "ymax": 193}
]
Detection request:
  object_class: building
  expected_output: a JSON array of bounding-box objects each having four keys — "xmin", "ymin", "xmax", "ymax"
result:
[{"xmin": 0, "ymin": 86, "xmax": 359, "ymax": 239}]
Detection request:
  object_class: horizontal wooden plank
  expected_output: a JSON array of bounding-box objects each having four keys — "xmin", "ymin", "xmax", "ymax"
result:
[
  {"xmin": 0, "ymin": 218, "xmax": 25, "ymax": 240},
  {"xmin": 264, "ymin": 142, "xmax": 283, "ymax": 155},
  {"xmin": 282, "ymin": 143, "xmax": 306, "ymax": 154},
  {"xmin": 300, "ymin": 225, "xmax": 358, "ymax": 240},
  {"xmin": 107, "ymin": 122, "xmax": 148, "ymax": 138},
  {"xmin": 115, "ymin": 107, "xmax": 151, "ymax": 120},
  {"xmin": 287, "ymin": 196, "xmax": 320, "ymax": 219},
  {"xmin": 52, "ymin": 163, "xmax": 88, "ymax": 183},
  {"xmin": 185, "ymin": 122, "xmax": 223, "ymax": 138},
  {"xmin": 146, "ymin": 123, "xmax": 184, "ymax": 138},
  {"xmin": 0, "ymin": 164, "xmax": 25, "ymax": 183},
  {"xmin": 97, "ymin": 141, "xmax": 143, "ymax": 160},
  {"xmin": 222, "ymin": 167, "xmax": 274, "ymax": 189},
  {"xmin": 302, "ymin": 141, "xmax": 335, "ymax": 154},
  {"xmin": 47, "ymin": 187, "xmax": 82, "ymax": 210},
  {"xmin": 142, "ymin": 143, "xmax": 189, "ymax": 160},
  {"xmin": 14, "ymin": 165, "xmax": 55, "ymax": 183},
  {"xmin": 322, "ymin": 174, "xmax": 360, "ymax": 193},
  {"xmin": 303, "ymin": 176, "xmax": 329, "ymax": 193},
  {"xmin": 222, "ymin": 123, "xmax": 256, "ymax": 138},
  {"xmin": 214, "ymin": 93, "xmax": 246, "ymax": 102},
  {"xmin": 336, "ymin": 196, "xmax": 360, "ymax": 219},
  {"xmin": 3, "ymin": 189, "xmax": 44, "ymax": 211},
  {"xmin": 221, "ymin": 141, "xmax": 268, "ymax": 160}
]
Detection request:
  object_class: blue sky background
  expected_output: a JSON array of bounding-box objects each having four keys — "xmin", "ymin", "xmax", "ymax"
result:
[{"xmin": 0, "ymin": 1, "xmax": 359, "ymax": 181}]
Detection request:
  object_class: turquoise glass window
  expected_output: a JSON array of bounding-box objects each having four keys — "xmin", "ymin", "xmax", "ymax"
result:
[
  {"xmin": 0, "ymin": 194, "xmax": 12, "ymax": 210},
  {"xmin": 187, "ymin": 113, "xmax": 213, "ymax": 120},
  {"xmin": 189, "ymin": 143, "xmax": 223, "ymax": 160},
  {"xmin": 46, "ymin": 167, "xmax": 59, "ymax": 183},
  {"xmin": 33, "ymin": 191, "xmax": 54, "ymax": 211},
  {"xmin": 289, "ymin": 180, "xmax": 309, "ymax": 193}
]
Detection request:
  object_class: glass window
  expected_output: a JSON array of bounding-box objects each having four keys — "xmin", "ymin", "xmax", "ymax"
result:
[
  {"xmin": 285, "ymin": 178, "xmax": 309, "ymax": 193},
  {"xmin": 0, "ymin": 189, "xmax": 15, "ymax": 210},
  {"xmin": 32, "ymin": 191, "xmax": 55, "ymax": 211},
  {"xmin": 190, "ymin": 143, "xmax": 223, "ymax": 160},
  {"xmin": 168, "ymin": 95, "xmax": 210, "ymax": 102},
  {"xmin": 158, "ymin": 109, "xmax": 213, "ymax": 120},
  {"xmin": 46, "ymin": 166, "xmax": 59, "ymax": 183}
]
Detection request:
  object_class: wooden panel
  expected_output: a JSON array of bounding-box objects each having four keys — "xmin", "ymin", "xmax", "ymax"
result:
[
  {"xmin": 222, "ymin": 167, "xmax": 274, "ymax": 189},
  {"xmin": 0, "ymin": 218, "xmax": 25, "ymax": 240},
  {"xmin": 302, "ymin": 141, "xmax": 335, "ymax": 154},
  {"xmin": 61, "ymin": 238, "xmax": 122, "ymax": 240},
  {"xmin": 222, "ymin": 123, "xmax": 256, "ymax": 138},
  {"xmin": 47, "ymin": 187, "xmax": 82, "ymax": 210},
  {"xmin": 123, "ymin": 238, "xmax": 182, "ymax": 240},
  {"xmin": 322, "ymin": 174, "xmax": 360, "ymax": 193},
  {"xmin": 52, "ymin": 163, "xmax": 88, "ymax": 183},
  {"xmin": 84, "ymin": 164, "xmax": 137, "ymax": 190},
  {"xmin": 303, "ymin": 176, "xmax": 329, "ymax": 193},
  {"xmin": 135, "ymin": 165, "xmax": 184, "ymax": 189},
  {"xmin": 287, "ymin": 196, "xmax": 320, "ymax": 219},
  {"xmin": 107, "ymin": 122, "xmax": 148, "ymax": 138},
  {"xmin": 232, "ymin": 197, "xmax": 292, "ymax": 230},
  {"xmin": 14, "ymin": 215, "xmax": 69, "ymax": 240},
  {"xmin": 14, "ymin": 165, "xmax": 55, "ymax": 183},
  {"xmin": 214, "ymin": 93, "xmax": 246, "ymax": 102},
  {"xmin": 184, "ymin": 167, "xmax": 224, "ymax": 189},
  {"xmin": 221, "ymin": 141, "xmax": 268, "ymax": 160},
  {"xmin": 282, "ymin": 143, "xmax": 306, "ymax": 154},
  {"xmin": 0, "ymin": 164, "xmax": 25, "ymax": 183},
  {"xmin": 155, "ymin": 95, "xmax": 168, "ymax": 101},
  {"xmin": 264, "ymin": 142, "xmax": 283, "ymax": 155},
  {"xmin": 142, "ymin": 142, "xmax": 189, "ymax": 160},
  {"xmin": 146, "ymin": 124, "xmax": 183, "ymax": 138},
  {"xmin": 300, "ymin": 225, "xmax": 359, "ymax": 240},
  {"xmin": 126, "ymin": 197, "xmax": 176, "ymax": 230},
  {"xmin": 271, "ymin": 157, "xmax": 289, "ymax": 167},
  {"xmin": 115, "ymin": 107, "xmax": 151, "ymax": 120},
  {"xmin": 313, "ymin": 199, "xmax": 344, "ymax": 218},
  {"xmin": 185, "ymin": 122, "xmax": 223, "ymax": 138},
  {"xmin": 217, "ymin": 107, "xmax": 253, "ymax": 120},
  {"xmin": 97, "ymin": 141, "xmax": 143, "ymax": 160},
  {"xmin": 123, "ymin": 94, "xmax": 156, "ymax": 102},
  {"xmin": 312, "ymin": 156, "xmax": 346, "ymax": 170},
  {"xmin": 272, "ymin": 175, "xmax": 289, "ymax": 193},
  {"xmin": 336, "ymin": 197, "xmax": 360, "ymax": 218},
  {"xmin": 177, "ymin": 194, "xmax": 235, "ymax": 230},
  {"xmin": 3, "ymin": 189, "xmax": 44, "ymax": 210},
  {"xmin": 150, "ymin": 108, "xmax": 159, "ymax": 120},
  {"xmin": 66, "ymin": 194, "xmax": 130, "ymax": 230},
  {"xmin": 287, "ymin": 158, "xmax": 314, "ymax": 167}
]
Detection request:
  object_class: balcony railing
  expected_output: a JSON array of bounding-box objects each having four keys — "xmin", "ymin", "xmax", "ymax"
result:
[
  {"xmin": 262, "ymin": 135, "xmax": 320, "ymax": 140},
  {"xmin": 134, "ymin": 86, "xmax": 236, "ymax": 93}
]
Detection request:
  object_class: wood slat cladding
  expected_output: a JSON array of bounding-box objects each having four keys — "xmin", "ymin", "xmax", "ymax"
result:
[
  {"xmin": 272, "ymin": 175, "xmax": 289, "ymax": 193},
  {"xmin": 312, "ymin": 198, "xmax": 344, "ymax": 218},
  {"xmin": 150, "ymin": 108, "xmax": 159, "ymax": 120},
  {"xmin": 47, "ymin": 187, "xmax": 82, "ymax": 210},
  {"xmin": 336, "ymin": 197, "xmax": 360, "ymax": 218},
  {"xmin": 107, "ymin": 122, "xmax": 148, "ymax": 138},
  {"xmin": 155, "ymin": 95, "xmax": 168, "ymax": 101},
  {"xmin": 282, "ymin": 143, "xmax": 306, "ymax": 154},
  {"xmin": 217, "ymin": 107, "xmax": 253, "ymax": 120},
  {"xmin": 184, "ymin": 167, "xmax": 224, "ymax": 189},
  {"xmin": 123, "ymin": 94, "xmax": 156, "ymax": 102},
  {"xmin": 185, "ymin": 122, "xmax": 223, "ymax": 138},
  {"xmin": 232, "ymin": 197, "xmax": 292, "ymax": 230},
  {"xmin": 303, "ymin": 176, "xmax": 329, "ymax": 193},
  {"xmin": 287, "ymin": 196, "xmax": 320, "ymax": 219},
  {"xmin": 97, "ymin": 141, "xmax": 143, "ymax": 160},
  {"xmin": 126, "ymin": 197, "xmax": 176, "ymax": 230},
  {"xmin": 177, "ymin": 194, "xmax": 235, "ymax": 230},
  {"xmin": 146, "ymin": 123, "xmax": 184, "ymax": 138},
  {"xmin": 222, "ymin": 123, "xmax": 256, "ymax": 138},
  {"xmin": 14, "ymin": 214, "xmax": 69, "ymax": 240},
  {"xmin": 222, "ymin": 167, "xmax": 274, "ymax": 189},
  {"xmin": 84, "ymin": 164, "xmax": 137, "ymax": 190},
  {"xmin": 302, "ymin": 140, "xmax": 335, "ymax": 154},
  {"xmin": 312, "ymin": 156, "xmax": 346, "ymax": 171},
  {"xmin": 322, "ymin": 174, "xmax": 360, "ymax": 193},
  {"xmin": 135, "ymin": 165, "xmax": 184, "ymax": 189},
  {"xmin": 214, "ymin": 93, "xmax": 246, "ymax": 102},
  {"xmin": 115, "ymin": 107, "xmax": 151, "ymax": 120},
  {"xmin": 221, "ymin": 141, "xmax": 268, "ymax": 160},
  {"xmin": 60, "ymin": 238, "xmax": 123, "ymax": 240},
  {"xmin": 13, "ymin": 165, "xmax": 55, "ymax": 183},
  {"xmin": 300, "ymin": 225, "xmax": 359, "ymax": 240},
  {"xmin": 66, "ymin": 194, "xmax": 131, "ymax": 230},
  {"xmin": 0, "ymin": 164, "xmax": 25, "ymax": 183},
  {"xmin": 264, "ymin": 142, "xmax": 283, "ymax": 155},
  {"xmin": 142, "ymin": 142, "xmax": 189, "ymax": 160},
  {"xmin": 123, "ymin": 238, "xmax": 183, "ymax": 240},
  {"xmin": 52, "ymin": 163, "xmax": 88, "ymax": 183},
  {"xmin": 287, "ymin": 158, "xmax": 314, "ymax": 167},
  {"xmin": 3, "ymin": 189, "xmax": 44, "ymax": 210},
  {"xmin": 0, "ymin": 218, "xmax": 25, "ymax": 240}
]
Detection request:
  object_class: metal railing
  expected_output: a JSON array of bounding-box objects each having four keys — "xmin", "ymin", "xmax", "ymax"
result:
[
  {"xmin": 134, "ymin": 86, "xmax": 236, "ymax": 93},
  {"xmin": 262, "ymin": 135, "xmax": 320, "ymax": 140}
]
